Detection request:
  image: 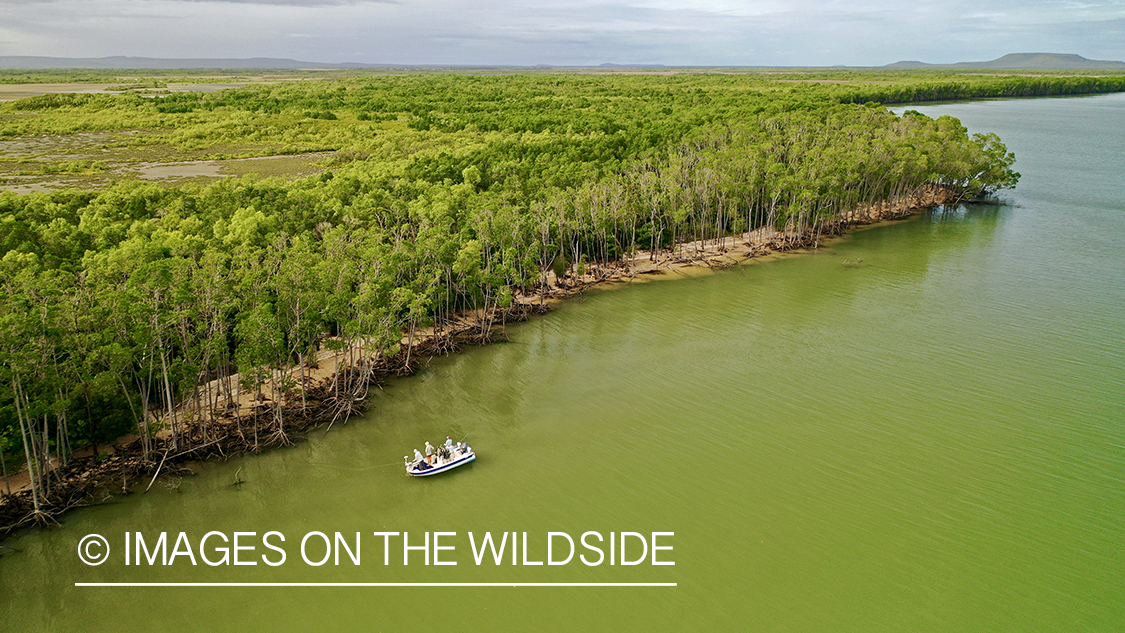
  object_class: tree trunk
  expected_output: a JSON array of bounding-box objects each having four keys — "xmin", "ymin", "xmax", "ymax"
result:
[
  {"xmin": 2, "ymin": 444, "xmax": 10, "ymax": 497},
  {"xmin": 404, "ymin": 320, "xmax": 416, "ymax": 369},
  {"xmin": 160, "ymin": 349, "xmax": 178, "ymax": 451},
  {"xmin": 13, "ymin": 373, "xmax": 41, "ymax": 514}
]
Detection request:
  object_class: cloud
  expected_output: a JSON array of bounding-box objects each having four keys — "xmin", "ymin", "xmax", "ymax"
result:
[
  {"xmin": 0, "ymin": 0, "xmax": 1123, "ymax": 66},
  {"xmin": 0, "ymin": 0, "xmax": 392, "ymax": 4},
  {"xmin": 177, "ymin": 0, "xmax": 396, "ymax": 4}
]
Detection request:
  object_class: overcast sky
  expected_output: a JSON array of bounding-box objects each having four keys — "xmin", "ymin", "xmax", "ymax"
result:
[{"xmin": 1, "ymin": 0, "xmax": 1123, "ymax": 66}]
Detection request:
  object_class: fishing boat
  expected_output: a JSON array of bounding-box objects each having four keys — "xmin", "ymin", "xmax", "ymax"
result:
[{"xmin": 405, "ymin": 442, "xmax": 475, "ymax": 477}]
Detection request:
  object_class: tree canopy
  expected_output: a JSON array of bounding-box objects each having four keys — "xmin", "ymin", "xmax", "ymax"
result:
[{"xmin": 0, "ymin": 69, "xmax": 1078, "ymax": 509}]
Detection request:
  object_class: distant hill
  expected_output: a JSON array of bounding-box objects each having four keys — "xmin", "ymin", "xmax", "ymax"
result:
[
  {"xmin": 4, "ymin": 53, "xmax": 1122, "ymax": 71},
  {"xmin": 886, "ymin": 53, "xmax": 1125, "ymax": 70}
]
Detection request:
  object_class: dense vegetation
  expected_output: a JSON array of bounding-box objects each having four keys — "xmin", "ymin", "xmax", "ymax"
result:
[{"xmin": 4, "ymin": 69, "xmax": 1113, "ymax": 515}]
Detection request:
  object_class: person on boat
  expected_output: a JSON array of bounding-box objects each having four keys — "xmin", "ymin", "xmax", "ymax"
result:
[
  {"xmin": 413, "ymin": 448, "xmax": 424, "ymax": 465},
  {"xmin": 425, "ymin": 441, "xmax": 435, "ymax": 464},
  {"xmin": 445, "ymin": 436, "xmax": 454, "ymax": 450}
]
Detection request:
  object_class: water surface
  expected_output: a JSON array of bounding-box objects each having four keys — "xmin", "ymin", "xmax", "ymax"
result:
[{"xmin": 2, "ymin": 93, "xmax": 1123, "ymax": 632}]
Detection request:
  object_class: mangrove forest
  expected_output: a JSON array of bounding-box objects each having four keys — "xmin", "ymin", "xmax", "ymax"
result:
[{"xmin": 3, "ymin": 69, "xmax": 1121, "ymax": 528}]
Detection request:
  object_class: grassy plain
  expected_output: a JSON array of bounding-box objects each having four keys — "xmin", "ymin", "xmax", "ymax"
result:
[{"xmin": 2, "ymin": 67, "xmax": 1123, "ymax": 194}]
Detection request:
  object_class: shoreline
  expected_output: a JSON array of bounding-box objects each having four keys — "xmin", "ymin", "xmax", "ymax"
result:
[{"xmin": 0, "ymin": 184, "xmax": 964, "ymax": 536}]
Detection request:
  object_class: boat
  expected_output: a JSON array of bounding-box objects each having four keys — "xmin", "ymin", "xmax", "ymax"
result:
[{"xmin": 405, "ymin": 442, "xmax": 476, "ymax": 477}]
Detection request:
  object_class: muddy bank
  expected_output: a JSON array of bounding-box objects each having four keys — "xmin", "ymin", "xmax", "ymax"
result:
[
  {"xmin": 0, "ymin": 184, "xmax": 963, "ymax": 536},
  {"xmin": 0, "ymin": 302, "xmax": 547, "ymax": 534}
]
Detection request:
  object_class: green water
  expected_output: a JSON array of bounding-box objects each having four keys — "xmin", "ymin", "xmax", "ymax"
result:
[{"xmin": 2, "ymin": 94, "xmax": 1124, "ymax": 631}]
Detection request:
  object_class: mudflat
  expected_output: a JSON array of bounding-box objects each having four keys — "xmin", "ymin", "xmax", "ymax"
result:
[
  {"xmin": 0, "ymin": 83, "xmax": 118, "ymax": 102},
  {"xmin": 0, "ymin": 81, "xmax": 253, "ymax": 102}
]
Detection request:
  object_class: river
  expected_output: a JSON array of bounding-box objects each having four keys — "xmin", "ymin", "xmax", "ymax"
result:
[{"xmin": 2, "ymin": 93, "xmax": 1123, "ymax": 631}]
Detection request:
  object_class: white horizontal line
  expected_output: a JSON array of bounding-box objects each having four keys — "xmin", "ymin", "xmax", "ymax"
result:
[{"xmin": 76, "ymin": 582, "xmax": 676, "ymax": 587}]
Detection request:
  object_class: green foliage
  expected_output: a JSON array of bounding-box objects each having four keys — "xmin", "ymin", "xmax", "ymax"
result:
[{"xmin": 0, "ymin": 69, "xmax": 1072, "ymax": 462}]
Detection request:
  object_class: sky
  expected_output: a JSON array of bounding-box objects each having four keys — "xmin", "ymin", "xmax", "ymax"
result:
[{"xmin": 0, "ymin": 0, "xmax": 1123, "ymax": 67}]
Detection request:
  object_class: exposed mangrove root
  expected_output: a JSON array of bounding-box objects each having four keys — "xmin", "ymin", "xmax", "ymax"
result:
[{"xmin": 0, "ymin": 185, "xmax": 963, "ymax": 539}]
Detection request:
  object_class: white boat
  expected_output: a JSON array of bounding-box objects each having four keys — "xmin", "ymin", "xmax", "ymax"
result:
[{"xmin": 406, "ymin": 443, "xmax": 476, "ymax": 477}]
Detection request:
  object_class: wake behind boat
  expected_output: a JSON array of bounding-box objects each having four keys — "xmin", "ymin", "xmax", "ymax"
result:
[{"xmin": 405, "ymin": 438, "xmax": 475, "ymax": 477}]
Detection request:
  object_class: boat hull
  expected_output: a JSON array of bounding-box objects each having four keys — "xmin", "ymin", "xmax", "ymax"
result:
[{"xmin": 407, "ymin": 450, "xmax": 475, "ymax": 477}]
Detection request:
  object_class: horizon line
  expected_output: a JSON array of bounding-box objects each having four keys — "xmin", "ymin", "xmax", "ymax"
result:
[{"xmin": 3, "ymin": 52, "xmax": 1123, "ymax": 70}]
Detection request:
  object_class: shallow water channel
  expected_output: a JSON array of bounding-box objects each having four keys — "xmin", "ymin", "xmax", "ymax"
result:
[{"xmin": 2, "ymin": 93, "xmax": 1123, "ymax": 631}]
